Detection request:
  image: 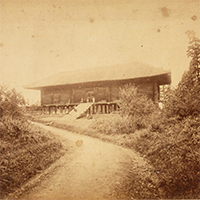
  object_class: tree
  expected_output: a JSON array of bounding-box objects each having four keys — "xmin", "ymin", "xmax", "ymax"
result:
[
  {"xmin": 187, "ymin": 37, "xmax": 200, "ymax": 81},
  {"xmin": 0, "ymin": 85, "xmax": 26, "ymax": 118},
  {"xmin": 163, "ymin": 37, "xmax": 200, "ymax": 118}
]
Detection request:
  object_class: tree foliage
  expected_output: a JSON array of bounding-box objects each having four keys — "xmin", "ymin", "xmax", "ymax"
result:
[
  {"xmin": 163, "ymin": 38, "xmax": 200, "ymax": 118},
  {"xmin": 119, "ymin": 84, "xmax": 156, "ymax": 117},
  {"xmin": 0, "ymin": 85, "xmax": 26, "ymax": 119},
  {"xmin": 187, "ymin": 37, "xmax": 200, "ymax": 80}
]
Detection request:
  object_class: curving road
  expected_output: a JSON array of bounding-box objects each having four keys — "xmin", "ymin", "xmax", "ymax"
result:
[{"xmin": 20, "ymin": 123, "xmax": 153, "ymax": 199}]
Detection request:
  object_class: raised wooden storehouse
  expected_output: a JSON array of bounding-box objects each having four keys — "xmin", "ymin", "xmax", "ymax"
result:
[{"xmin": 25, "ymin": 62, "xmax": 171, "ymax": 115}]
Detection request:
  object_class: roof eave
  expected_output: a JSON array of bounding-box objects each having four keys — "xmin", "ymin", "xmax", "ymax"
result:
[{"xmin": 24, "ymin": 71, "xmax": 171, "ymax": 90}]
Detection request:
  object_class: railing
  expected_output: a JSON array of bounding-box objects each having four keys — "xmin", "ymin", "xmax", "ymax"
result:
[
  {"xmin": 26, "ymin": 102, "xmax": 119, "ymax": 116},
  {"xmin": 88, "ymin": 102, "xmax": 119, "ymax": 115}
]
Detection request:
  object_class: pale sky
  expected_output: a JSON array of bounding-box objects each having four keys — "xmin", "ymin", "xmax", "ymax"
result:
[{"xmin": 0, "ymin": 0, "xmax": 200, "ymax": 104}]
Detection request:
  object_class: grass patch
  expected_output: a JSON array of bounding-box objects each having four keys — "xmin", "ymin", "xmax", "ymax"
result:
[
  {"xmin": 90, "ymin": 114, "xmax": 200, "ymax": 199},
  {"xmin": 30, "ymin": 113, "xmax": 200, "ymax": 199},
  {"xmin": 114, "ymin": 160, "xmax": 161, "ymax": 199},
  {"xmin": 139, "ymin": 117, "xmax": 200, "ymax": 199},
  {"xmin": 0, "ymin": 116, "xmax": 65, "ymax": 198}
]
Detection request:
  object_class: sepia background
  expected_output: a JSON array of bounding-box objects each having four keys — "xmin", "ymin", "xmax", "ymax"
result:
[{"xmin": 0, "ymin": 0, "xmax": 199, "ymax": 104}]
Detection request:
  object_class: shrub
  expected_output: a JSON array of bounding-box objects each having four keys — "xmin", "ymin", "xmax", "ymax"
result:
[
  {"xmin": 91, "ymin": 114, "xmax": 137, "ymax": 135},
  {"xmin": 119, "ymin": 84, "xmax": 156, "ymax": 117},
  {"xmin": 145, "ymin": 116, "xmax": 200, "ymax": 198},
  {"xmin": 147, "ymin": 111, "xmax": 165, "ymax": 132},
  {"xmin": 0, "ymin": 85, "xmax": 26, "ymax": 119},
  {"xmin": 90, "ymin": 38, "xmax": 200, "ymax": 198},
  {"xmin": 0, "ymin": 86, "xmax": 64, "ymax": 198},
  {"xmin": 163, "ymin": 72, "xmax": 200, "ymax": 118},
  {"xmin": 91, "ymin": 111, "xmax": 164, "ymax": 135},
  {"xmin": 123, "ymin": 115, "xmax": 200, "ymax": 199},
  {"xmin": 91, "ymin": 84, "xmax": 162, "ymax": 135},
  {"xmin": 132, "ymin": 38, "xmax": 200, "ymax": 198},
  {"xmin": 0, "ymin": 117, "xmax": 64, "ymax": 198}
]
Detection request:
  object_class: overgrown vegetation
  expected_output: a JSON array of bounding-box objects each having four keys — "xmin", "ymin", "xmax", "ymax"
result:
[
  {"xmin": 91, "ymin": 85, "xmax": 163, "ymax": 135},
  {"xmin": 90, "ymin": 38, "xmax": 200, "ymax": 199},
  {"xmin": 163, "ymin": 38, "xmax": 200, "ymax": 119},
  {"xmin": 119, "ymin": 84, "xmax": 157, "ymax": 117},
  {"xmin": 0, "ymin": 86, "xmax": 64, "ymax": 198},
  {"xmin": 24, "ymin": 38, "xmax": 200, "ymax": 199},
  {"xmin": 0, "ymin": 85, "xmax": 26, "ymax": 119}
]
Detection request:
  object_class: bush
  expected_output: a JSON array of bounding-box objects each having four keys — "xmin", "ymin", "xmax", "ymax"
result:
[
  {"xmin": 91, "ymin": 84, "xmax": 162, "ymax": 135},
  {"xmin": 0, "ymin": 86, "xmax": 64, "ymax": 198},
  {"xmin": 0, "ymin": 117, "xmax": 64, "ymax": 198},
  {"xmin": 90, "ymin": 38, "xmax": 200, "ymax": 198},
  {"xmin": 91, "ymin": 111, "xmax": 164, "ymax": 135},
  {"xmin": 145, "ymin": 116, "xmax": 200, "ymax": 198},
  {"xmin": 163, "ymin": 71, "xmax": 200, "ymax": 118},
  {"xmin": 0, "ymin": 86, "xmax": 26, "ymax": 119},
  {"xmin": 91, "ymin": 114, "xmax": 136, "ymax": 135},
  {"xmin": 119, "ymin": 84, "xmax": 156, "ymax": 117}
]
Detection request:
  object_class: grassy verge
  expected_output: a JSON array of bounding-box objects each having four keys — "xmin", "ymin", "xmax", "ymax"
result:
[
  {"xmin": 0, "ymin": 116, "xmax": 65, "ymax": 199},
  {"xmin": 31, "ymin": 113, "xmax": 200, "ymax": 199},
  {"xmin": 90, "ymin": 114, "xmax": 200, "ymax": 199}
]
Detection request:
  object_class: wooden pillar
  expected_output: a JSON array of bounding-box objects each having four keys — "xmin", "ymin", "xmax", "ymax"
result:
[
  {"xmin": 67, "ymin": 106, "xmax": 70, "ymax": 114},
  {"xmin": 57, "ymin": 106, "xmax": 59, "ymax": 114},
  {"xmin": 112, "ymin": 104, "xmax": 114, "ymax": 112},
  {"xmin": 153, "ymin": 81, "xmax": 159, "ymax": 103},
  {"xmin": 86, "ymin": 109, "xmax": 89, "ymax": 117},
  {"xmin": 158, "ymin": 84, "xmax": 160, "ymax": 101},
  {"xmin": 90, "ymin": 106, "xmax": 93, "ymax": 115},
  {"xmin": 41, "ymin": 90, "xmax": 43, "ymax": 105},
  {"xmin": 98, "ymin": 105, "xmax": 100, "ymax": 113},
  {"xmin": 102, "ymin": 105, "xmax": 105, "ymax": 114},
  {"xmin": 68, "ymin": 106, "xmax": 71, "ymax": 113},
  {"xmin": 96, "ymin": 105, "xmax": 98, "ymax": 113},
  {"xmin": 42, "ymin": 107, "xmax": 44, "ymax": 115},
  {"xmin": 58, "ymin": 106, "xmax": 62, "ymax": 115},
  {"xmin": 66, "ymin": 107, "xmax": 69, "ymax": 114}
]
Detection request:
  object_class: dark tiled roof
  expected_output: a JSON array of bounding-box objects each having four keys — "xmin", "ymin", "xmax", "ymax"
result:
[{"xmin": 25, "ymin": 62, "xmax": 171, "ymax": 89}]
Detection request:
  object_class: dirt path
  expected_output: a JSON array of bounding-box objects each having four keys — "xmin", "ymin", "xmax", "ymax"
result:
[{"xmin": 20, "ymin": 123, "xmax": 154, "ymax": 199}]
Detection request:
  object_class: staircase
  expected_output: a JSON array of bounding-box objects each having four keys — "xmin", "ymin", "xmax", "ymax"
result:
[{"xmin": 64, "ymin": 103, "xmax": 93, "ymax": 120}]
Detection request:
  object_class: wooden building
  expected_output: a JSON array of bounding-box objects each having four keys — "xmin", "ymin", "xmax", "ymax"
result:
[{"xmin": 25, "ymin": 62, "xmax": 171, "ymax": 115}]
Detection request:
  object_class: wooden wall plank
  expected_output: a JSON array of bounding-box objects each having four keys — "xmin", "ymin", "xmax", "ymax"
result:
[{"xmin": 40, "ymin": 78, "xmax": 160, "ymax": 105}]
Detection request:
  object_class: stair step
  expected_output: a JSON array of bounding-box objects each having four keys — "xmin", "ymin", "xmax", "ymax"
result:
[{"xmin": 64, "ymin": 103, "xmax": 93, "ymax": 120}]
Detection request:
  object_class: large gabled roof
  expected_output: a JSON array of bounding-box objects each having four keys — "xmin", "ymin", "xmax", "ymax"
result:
[{"xmin": 25, "ymin": 62, "xmax": 171, "ymax": 89}]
